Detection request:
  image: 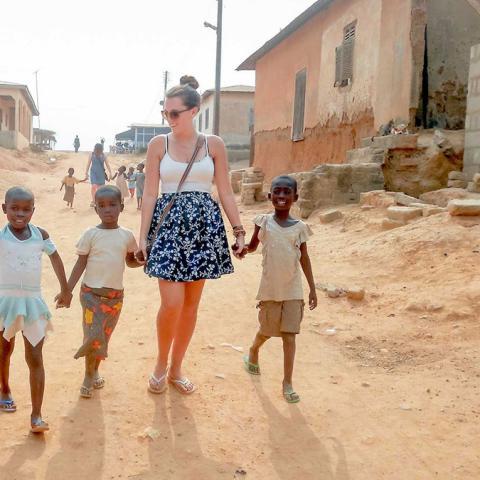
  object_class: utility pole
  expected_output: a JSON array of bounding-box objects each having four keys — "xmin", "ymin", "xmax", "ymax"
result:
[
  {"xmin": 34, "ymin": 70, "xmax": 40, "ymax": 129},
  {"xmin": 214, "ymin": 0, "xmax": 223, "ymax": 136},
  {"xmin": 161, "ymin": 70, "xmax": 169, "ymax": 125}
]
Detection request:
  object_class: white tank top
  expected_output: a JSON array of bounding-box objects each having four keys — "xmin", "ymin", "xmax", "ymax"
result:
[{"xmin": 160, "ymin": 135, "xmax": 214, "ymax": 194}]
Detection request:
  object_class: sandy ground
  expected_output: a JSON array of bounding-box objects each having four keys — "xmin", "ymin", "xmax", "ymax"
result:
[{"xmin": 0, "ymin": 148, "xmax": 479, "ymax": 480}]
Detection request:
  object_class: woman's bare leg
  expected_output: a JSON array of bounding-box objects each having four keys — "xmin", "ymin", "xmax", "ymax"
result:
[
  {"xmin": 169, "ymin": 280, "xmax": 205, "ymax": 379},
  {"xmin": 153, "ymin": 280, "xmax": 185, "ymax": 379}
]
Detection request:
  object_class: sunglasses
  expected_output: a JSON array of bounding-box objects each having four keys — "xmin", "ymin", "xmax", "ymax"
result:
[{"xmin": 161, "ymin": 107, "xmax": 193, "ymax": 120}]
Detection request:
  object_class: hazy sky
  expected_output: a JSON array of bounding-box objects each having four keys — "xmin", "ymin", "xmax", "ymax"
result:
[{"xmin": 0, "ymin": 0, "xmax": 314, "ymax": 150}]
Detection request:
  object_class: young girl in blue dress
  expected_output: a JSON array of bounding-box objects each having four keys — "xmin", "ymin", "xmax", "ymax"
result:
[{"xmin": 0, "ymin": 187, "xmax": 71, "ymax": 432}]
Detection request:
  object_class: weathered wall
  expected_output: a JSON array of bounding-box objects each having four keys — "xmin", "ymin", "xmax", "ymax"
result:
[
  {"xmin": 463, "ymin": 44, "xmax": 480, "ymax": 180},
  {"xmin": 425, "ymin": 0, "xmax": 480, "ymax": 129},
  {"xmin": 0, "ymin": 89, "xmax": 32, "ymax": 149},
  {"xmin": 253, "ymin": 0, "xmax": 419, "ymax": 179}
]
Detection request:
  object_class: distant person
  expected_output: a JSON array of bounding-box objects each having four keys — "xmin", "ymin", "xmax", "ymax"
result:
[
  {"xmin": 135, "ymin": 163, "xmax": 145, "ymax": 210},
  {"xmin": 240, "ymin": 175, "xmax": 317, "ymax": 403},
  {"xmin": 85, "ymin": 143, "xmax": 112, "ymax": 207},
  {"xmin": 0, "ymin": 187, "xmax": 71, "ymax": 433},
  {"xmin": 136, "ymin": 75, "xmax": 244, "ymax": 395},
  {"xmin": 127, "ymin": 166, "xmax": 136, "ymax": 198},
  {"xmin": 74, "ymin": 135, "xmax": 80, "ymax": 153},
  {"xmin": 63, "ymin": 185, "xmax": 141, "ymax": 398},
  {"xmin": 111, "ymin": 166, "xmax": 129, "ymax": 201},
  {"xmin": 60, "ymin": 168, "xmax": 87, "ymax": 208},
  {"xmin": 100, "ymin": 137, "xmax": 105, "ymax": 149}
]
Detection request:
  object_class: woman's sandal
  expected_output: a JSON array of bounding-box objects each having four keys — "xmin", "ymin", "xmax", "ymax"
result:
[
  {"xmin": 243, "ymin": 355, "xmax": 261, "ymax": 375},
  {"xmin": 31, "ymin": 418, "xmax": 50, "ymax": 433},
  {"xmin": 283, "ymin": 386, "xmax": 300, "ymax": 404},
  {"xmin": 168, "ymin": 376, "xmax": 197, "ymax": 395},
  {"xmin": 93, "ymin": 377, "xmax": 105, "ymax": 389},
  {"xmin": 148, "ymin": 373, "xmax": 167, "ymax": 394},
  {"xmin": 79, "ymin": 385, "xmax": 93, "ymax": 399},
  {"xmin": 0, "ymin": 399, "xmax": 17, "ymax": 413}
]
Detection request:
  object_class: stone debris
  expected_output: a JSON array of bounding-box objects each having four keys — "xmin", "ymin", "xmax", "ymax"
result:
[
  {"xmin": 448, "ymin": 199, "xmax": 480, "ymax": 216},
  {"xmin": 448, "ymin": 179, "xmax": 467, "ymax": 189},
  {"xmin": 359, "ymin": 190, "xmax": 396, "ymax": 208},
  {"xmin": 346, "ymin": 287, "xmax": 366, "ymax": 301},
  {"xmin": 386, "ymin": 206, "xmax": 423, "ymax": 222},
  {"xmin": 240, "ymin": 168, "xmax": 266, "ymax": 205},
  {"xmin": 319, "ymin": 209, "xmax": 343, "ymax": 223},
  {"xmin": 138, "ymin": 427, "xmax": 160, "ymax": 441},
  {"xmin": 382, "ymin": 218, "xmax": 405, "ymax": 230},
  {"xmin": 220, "ymin": 342, "xmax": 244, "ymax": 353},
  {"xmin": 394, "ymin": 192, "xmax": 424, "ymax": 207},
  {"xmin": 467, "ymin": 181, "xmax": 480, "ymax": 193},
  {"xmin": 420, "ymin": 188, "xmax": 470, "ymax": 207},
  {"xmin": 448, "ymin": 171, "xmax": 466, "ymax": 181},
  {"xmin": 230, "ymin": 169, "xmax": 245, "ymax": 194}
]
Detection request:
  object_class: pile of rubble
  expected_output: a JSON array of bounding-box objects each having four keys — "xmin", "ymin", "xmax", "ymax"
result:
[{"xmin": 230, "ymin": 167, "xmax": 267, "ymax": 205}]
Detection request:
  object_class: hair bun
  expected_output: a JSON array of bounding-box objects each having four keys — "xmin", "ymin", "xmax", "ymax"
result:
[{"xmin": 179, "ymin": 75, "xmax": 199, "ymax": 90}]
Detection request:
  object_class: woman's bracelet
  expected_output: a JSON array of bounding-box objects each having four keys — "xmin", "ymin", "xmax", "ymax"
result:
[{"xmin": 233, "ymin": 225, "xmax": 246, "ymax": 238}]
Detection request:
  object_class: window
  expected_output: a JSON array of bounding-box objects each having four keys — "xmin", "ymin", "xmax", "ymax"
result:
[
  {"xmin": 292, "ymin": 68, "xmax": 307, "ymax": 141},
  {"xmin": 205, "ymin": 108, "xmax": 210, "ymax": 130},
  {"xmin": 335, "ymin": 21, "xmax": 356, "ymax": 87},
  {"xmin": 199, "ymin": 113, "xmax": 203, "ymax": 132}
]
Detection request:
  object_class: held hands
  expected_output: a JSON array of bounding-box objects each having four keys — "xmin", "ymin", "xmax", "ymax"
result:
[
  {"xmin": 54, "ymin": 290, "xmax": 73, "ymax": 309},
  {"xmin": 134, "ymin": 238, "xmax": 148, "ymax": 265},
  {"xmin": 231, "ymin": 235, "xmax": 246, "ymax": 259}
]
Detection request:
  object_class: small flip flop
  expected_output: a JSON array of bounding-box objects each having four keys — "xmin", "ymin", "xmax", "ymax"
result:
[
  {"xmin": 243, "ymin": 355, "xmax": 261, "ymax": 375},
  {"xmin": 168, "ymin": 376, "xmax": 197, "ymax": 395},
  {"xmin": 79, "ymin": 385, "xmax": 93, "ymax": 399},
  {"xmin": 148, "ymin": 373, "xmax": 167, "ymax": 394},
  {"xmin": 283, "ymin": 386, "xmax": 300, "ymax": 404},
  {"xmin": 0, "ymin": 399, "xmax": 17, "ymax": 413},
  {"xmin": 31, "ymin": 419, "xmax": 50, "ymax": 433},
  {"xmin": 93, "ymin": 377, "xmax": 105, "ymax": 389}
]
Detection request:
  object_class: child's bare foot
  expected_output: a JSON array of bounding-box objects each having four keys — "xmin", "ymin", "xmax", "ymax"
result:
[
  {"xmin": 282, "ymin": 382, "xmax": 300, "ymax": 403},
  {"xmin": 31, "ymin": 415, "xmax": 49, "ymax": 433}
]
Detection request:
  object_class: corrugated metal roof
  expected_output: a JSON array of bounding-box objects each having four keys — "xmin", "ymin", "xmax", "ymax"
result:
[
  {"xmin": 0, "ymin": 81, "xmax": 40, "ymax": 115},
  {"xmin": 236, "ymin": 0, "xmax": 335, "ymax": 71}
]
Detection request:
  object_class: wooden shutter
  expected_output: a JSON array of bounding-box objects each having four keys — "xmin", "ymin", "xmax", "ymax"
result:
[
  {"xmin": 292, "ymin": 68, "xmax": 307, "ymax": 141},
  {"xmin": 342, "ymin": 23, "xmax": 356, "ymax": 84},
  {"xmin": 335, "ymin": 46, "xmax": 343, "ymax": 86}
]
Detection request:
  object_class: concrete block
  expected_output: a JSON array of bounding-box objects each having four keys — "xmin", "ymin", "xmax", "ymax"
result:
[
  {"xmin": 474, "ymin": 173, "xmax": 480, "ymax": 185},
  {"xmin": 319, "ymin": 209, "xmax": 343, "ymax": 223},
  {"xmin": 387, "ymin": 206, "xmax": 423, "ymax": 222},
  {"xmin": 448, "ymin": 180, "xmax": 467, "ymax": 189},
  {"xmin": 371, "ymin": 134, "xmax": 419, "ymax": 150},
  {"xmin": 467, "ymin": 182, "xmax": 480, "ymax": 193},
  {"xmin": 382, "ymin": 218, "xmax": 405, "ymax": 230},
  {"xmin": 448, "ymin": 171, "xmax": 465, "ymax": 181},
  {"xmin": 395, "ymin": 192, "xmax": 424, "ymax": 206},
  {"xmin": 423, "ymin": 206, "xmax": 447, "ymax": 217},
  {"xmin": 448, "ymin": 199, "xmax": 480, "ymax": 216},
  {"xmin": 359, "ymin": 190, "xmax": 395, "ymax": 208}
]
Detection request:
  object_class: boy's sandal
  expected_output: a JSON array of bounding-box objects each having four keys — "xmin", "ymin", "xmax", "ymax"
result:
[
  {"xmin": 148, "ymin": 373, "xmax": 167, "ymax": 394},
  {"xmin": 93, "ymin": 377, "xmax": 105, "ymax": 389},
  {"xmin": 283, "ymin": 386, "xmax": 300, "ymax": 404},
  {"xmin": 168, "ymin": 376, "xmax": 197, "ymax": 395},
  {"xmin": 0, "ymin": 399, "xmax": 17, "ymax": 412},
  {"xmin": 31, "ymin": 419, "xmax": 50, "ymax": 433},
  {"xmin": 79, "ymin": 385, "xmax": 93, "ymax": 399},
  {"xmin": 243, "ymin": 355, "xmax": 261, "ymax": 375}
]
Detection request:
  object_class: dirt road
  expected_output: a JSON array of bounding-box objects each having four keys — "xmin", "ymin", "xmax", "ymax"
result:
[{"xmin": 0, "ymin": 150, "xmax": 479, "ymax": 479}]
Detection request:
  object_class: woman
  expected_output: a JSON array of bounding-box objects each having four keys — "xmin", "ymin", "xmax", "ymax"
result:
[
  {"xmin": 85, "ymin": 143, "xmax": 112, "ymax": 206},
  {"xmin": 137, "ymin": 75, "xmax": 245, "ymax": 395}
]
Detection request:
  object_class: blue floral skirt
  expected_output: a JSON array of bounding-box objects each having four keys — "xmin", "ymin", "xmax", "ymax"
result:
[{"xmin": 145, "ymin": 192, "xmax": 234, "ymax": 282}]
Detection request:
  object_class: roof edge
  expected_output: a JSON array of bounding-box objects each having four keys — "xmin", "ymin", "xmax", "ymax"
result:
[{"xmin": 236, "ymin": 0, "xmax": 335, "ymax": 71}]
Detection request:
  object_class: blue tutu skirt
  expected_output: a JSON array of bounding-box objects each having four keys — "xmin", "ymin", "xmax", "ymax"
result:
[{"xmin": 145, "ymin": 192, "xmax": 234, "ymax": 282}]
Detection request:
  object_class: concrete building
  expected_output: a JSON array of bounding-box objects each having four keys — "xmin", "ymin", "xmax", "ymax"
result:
[
  {"xmin": 238, "ymin": 0, "xmax": 480, "ymax": 179},
  {"xmin": 0, "ymin": 82, "xmax": 39, "ymax": 150},
  {"xmin": 33, "ymin": 129, "xmax": 56, "ymax": 150},
  {"xmin": 115, "ymin": 124, "xmax": 171, "ymax": 152},
  {"xmin": 196, "ymin": 85, "xmax": 254, "ymax": 163}
]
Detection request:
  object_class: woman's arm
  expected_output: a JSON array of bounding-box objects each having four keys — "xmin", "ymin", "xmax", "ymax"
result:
[
  {"xmin": 210, "ymin": 136, "xmax": 245, "ymax": 256},
  {"xmin": 104, "ymin": 156, "xmax": 113, "ymax": 179},
  {"xmin": 137, "ymin": 136, "xmax": 163, "ymax": 259},
  {"xmin": 85, "ymin": 153, "xmax": 92, "ymax": 178},
  {"xmin": 299, "ymin": 243, "xmax": 317, "ymax": 310}
]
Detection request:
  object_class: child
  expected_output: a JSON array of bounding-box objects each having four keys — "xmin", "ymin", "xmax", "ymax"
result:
[
  {"xmin": 127, "ymin": 166, "xmax": 136, "ymax": 198},
  {"xmin": 0, "ymin": 187, "xmax": 71, "ymax": 432},
  {"xmin": 240, "ymin": 175, "xmax": 317, "ymax": 403},
  {"xmin": 111, "ymin": 166, "xmax": 129, "ymax": 201},
  {"xmin": 135, "ymin": 163, "xmax": 145, "ymax": 210},
  {"xmin": 64, "ymin": 185, "xmax": 142, "ymax": 398},
  {"xmin": 60, "ymin": 168, "xmax": 86, "ymax": 208}
]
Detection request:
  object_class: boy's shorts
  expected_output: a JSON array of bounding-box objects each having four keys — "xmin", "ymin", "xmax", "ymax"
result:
[{"xmin": 257, "ymin": 300, "xmax": 304, "ymax": 337}]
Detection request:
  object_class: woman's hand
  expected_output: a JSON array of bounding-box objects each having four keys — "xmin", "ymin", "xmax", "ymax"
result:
[
  {"xmin": 135, "ymin": 237, "xmax": 148, "ymax": 264},
  {"xmin": 232, "ymin": 235, "xmax": 245, "ymax": 259}
]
